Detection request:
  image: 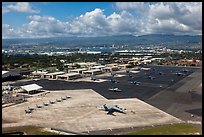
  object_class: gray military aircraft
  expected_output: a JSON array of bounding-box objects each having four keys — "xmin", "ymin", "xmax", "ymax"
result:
[
  {"xmin": 129, "ymin": 81, "xmax": 141, "ymax": 85},
  {"xmin": 173, "ymin": 72, "xmax": 185, "ymax": 76},
  {"xmin": 32, "ymin": 78, "xmax": 40, "ymax": 81},
  {"xmin": 90, "ymin": 76, "xmax": 99, "ymax": 81},
  {"xmin": 49, "ymin": 100, "xmax": 55, "ymax": 104},
  {"xmin": 66, "ymin": 96, "xmax": 71, "ymax": 99},
  {"xmin": 181, "ymin": 69, "xmax": 189, "ymax": 73},
  {"xmin": 128, "ymin": 74, "xmax": 134, "ymax": 78},
  {"xmin": 109, "ymin": 78, "xmax": 119, "ymax": 83},
  {"xmin": 108, "ymin": 87, "xmax": 122, "ymax": 92},
  {"xmin": 43, "ymin": 102, "xmax": 49, "ymax": 106},
  {"xmin": 147, "ymin": 76, "xmax": 156, "ymax": 79},
  {"xmin": 25, "ymin": 109, "xmax": 32, "ymax": 114},
  {"xmin": 111, "ymin": 72, "xmax": 116, "ymax": 77},
  {"xmin": 25, "ymin": 106, "xmax": 35, "ymax": 113},
  {"xmin": 61, "ymin": 97, "xmax": 67, "ymax": 100},
  {"xmin": 98, "ymin": 104, "xmax": 126, "ymax": 115},
  {"xmin": 36, "ymin": 104, "xmax": 43, "ymax": 108},
  {"xmin": 159, "ymin": 72, "xmax": 164, "ymax": 75},
  {"xmin": 56, "ymin": 99, "xmax": 62, "ymax": 102}
]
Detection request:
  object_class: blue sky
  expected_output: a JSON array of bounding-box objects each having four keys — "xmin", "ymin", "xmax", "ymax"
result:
[
  {"xmin": 2, "ymin": 2, "xmax": 202, "ymax": 38},
  {"xmin": 3, "ymin": 2, "xmax": 115, "ymax": 28}
]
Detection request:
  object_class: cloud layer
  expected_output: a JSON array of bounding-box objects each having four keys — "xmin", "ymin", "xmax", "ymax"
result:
[
  {"xmin": 2, "ymin": 2, "xmax": 202, "ymax": 38},
  {"xmin": 3, "ymin": 2, "xmax": 40, "ymax": 14}
]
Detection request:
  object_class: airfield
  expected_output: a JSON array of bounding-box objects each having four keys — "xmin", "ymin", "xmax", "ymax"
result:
[{"xmin": 3, "ymin": 65, "xmax": 202, "ymax": 134}]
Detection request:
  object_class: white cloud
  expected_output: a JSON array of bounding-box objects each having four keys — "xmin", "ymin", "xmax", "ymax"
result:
[
  {"xmin": 2, "ymin": 6, "xmax": 10, "ymax": 14},
  {"xmin": 2, "ymin": 2, "xmax": 202, "ymax": 38},
  {"xmin": 145, "ymin": 2, "xmax": 202, "ymax": 35},
  {"xmin": 116, "ymin": 2, "xmax": 202, "ymax": 35},
  {"xmin": 115, "ymin": 2, "xmax": 150, "ymax": 12},
  {"xmin": 3, "ymin": 2, "xmax": 40, "ymax": 14}
]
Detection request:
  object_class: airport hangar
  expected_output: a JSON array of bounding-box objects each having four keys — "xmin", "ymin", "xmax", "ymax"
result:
[{"xmin": 6, "ymin": 65, "xmax": 202, "ymax": 134}]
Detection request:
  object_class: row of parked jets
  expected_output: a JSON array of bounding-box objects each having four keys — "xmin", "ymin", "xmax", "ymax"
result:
[
  {"xmin": 90, "ymin": 68, "xmax": 190, "ymax": 92},
  {"xmin": 25, "ymin": 96, "xmax": 71, "ymax": 114}
]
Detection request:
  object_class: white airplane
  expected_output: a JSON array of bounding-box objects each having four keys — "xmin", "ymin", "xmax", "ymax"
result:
[
  {"xmin": 32, "ymin": 78, "xmax": 40, "ymax": 81},
  {"xmin": 109, "ymin": 78, "xmax": 119, "ymax": 83},
  {"xmin": 173, "ymin": 72, "xmax": 185, "ymax": 76},
  {"xmin": 108, "ymin": 87, "xmax": 122, "ymax": 92},
  {"xmin": 181, "ymin": 69, "xmax": 189, "ymax": 73},
  {"xmin": 129, "ymin": 81, "xmax": 141, "ymax": 85},
  {"xmin": 147, "ymin": 76, "xmax": 156, "ymax": 79}
]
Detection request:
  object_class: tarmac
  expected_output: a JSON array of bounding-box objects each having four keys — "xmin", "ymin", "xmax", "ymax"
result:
[
  {"xmin": 3, "ymin": 65, "xmax": 202, "ymax": 134},
  {"xmin": 2, "ymin": 89, "xmax": 181, "ymax": 134}
]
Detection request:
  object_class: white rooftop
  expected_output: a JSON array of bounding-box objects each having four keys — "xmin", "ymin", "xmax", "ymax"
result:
[
  {"xmin": 44, "ymin": 71, "xmax": 65, "ymax": 76},
  {"xmin": 58, "ymin": 73, "xmax": 80, "ymax": 77},
  {"xmin": 83, "ymin": 69, "xmax": 102, "ymax": 73},
  {"xmin": 70, "ymin": 68, "xmax": 88, "ymax": 72},
  {"xmin": 21, "ymin": 84, "xmax": 42, "ymax": 92},
  {"xmin": 91, "ymin": 65, "xmax": 106, "ymax": 69},
  {"xmin": 2, "ymin": 71, "xmax": 9, "ymax": 75}
]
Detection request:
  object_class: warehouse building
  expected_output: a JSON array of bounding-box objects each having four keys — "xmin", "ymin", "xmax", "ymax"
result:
[
  {"xmin": 82, "ymin": 69, "xmax": 103, "ymax": 76},
  {"xmin": 103, "ymin": 66, "xmax": 119, "ymax": 72},
  {"xmin": 20, "ymin": 84, "xmax": 43, "ymax": 94},
  {"xmin": 57, "ymin": 73, "xmax": 82, "ymax": 80},
  {"xmin": 42, "ymin": 71, "xmax": 65, "ymax": 79},
  {"xmin": 69, "ymin": 68, "xmax": 88, "ymax": 74}
]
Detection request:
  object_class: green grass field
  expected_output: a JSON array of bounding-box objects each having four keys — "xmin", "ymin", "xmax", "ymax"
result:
[
  {"xmin": 2, "ymin": 126, "xmax": 60, "ymax": 135},
  {"xmin": 127, "ymin": 123, "xmax": 202, "ymax": 135}
]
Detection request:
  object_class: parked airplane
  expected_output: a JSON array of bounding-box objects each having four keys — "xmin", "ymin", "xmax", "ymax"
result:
[
  {"xmin": 109, "ymin": 78, "xmax": 119, "ymax": 83},
  {"xmin": 32, "ymin": 78, "xmax": 40, "ymax": 81},
  {"xmin": 159, "ymin": 72, "xmax": 164, "ymax": 75},
  {"xmin": 28, "ymin": 106, "xmax": 35, "ymax": 111},
  {"xmin": 43, "ymin": 102, "xmax": 49, "ymax": 106},
  {"xmin": 56, "ymin": 99, "xmax": 61, "ymax": 102},
  {"xmin": 147, "ymin": 76, "xmax": 156, "ymax": 79},
  {"xmin": 49, "ymin": 100, "xmax": 55, "ymax": 104},
  {"xmin": 61, "ymin": 97, "xmax": 67, "ymax": 100},
  {"xmin": 111, "ymin": 72, "xmax": 116, "ymax": 77},
  {"xmin": 108, "ymin": 87, "xmax": 122, "ymax": 92},
  {"xmin": 66, "ymin": 96, "xmax": 71, "ymax": 99},
  {"xmin": 36, "ymin": 104, "xmax": 42, "ymax": 108},
  {"xmin": 90, "ymin": 76, "xmax": 99, "ymax": 81},
  {"xmin": 173, "ymin": 72, "xmax": 185, "ymax": 76},
  {"xmin": 25, "ymin": 109, "xmax": 32, "ymax": 114},
  {"xmin": 25, "ymin": 106, "xmax": 35, "ymax": 113},
  {"xmin": 129, "ymin": 74, "xmax": 134, "ymax": 78},
  {"xmin": 98, "ymin": 104, "xmax": 126, "ymax": 115},
  {"xmin": 129, "ymin": 81, "xmax": 141, "ymax": 85},
  {"xmin": 181, "ymin": 69, "xmax": 189, "ymax": 73}
]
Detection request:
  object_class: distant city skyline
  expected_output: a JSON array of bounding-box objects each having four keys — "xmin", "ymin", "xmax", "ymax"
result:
[{"xmin": 2, "ymin": 2, "xmax": 202, "ymax": 38}]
